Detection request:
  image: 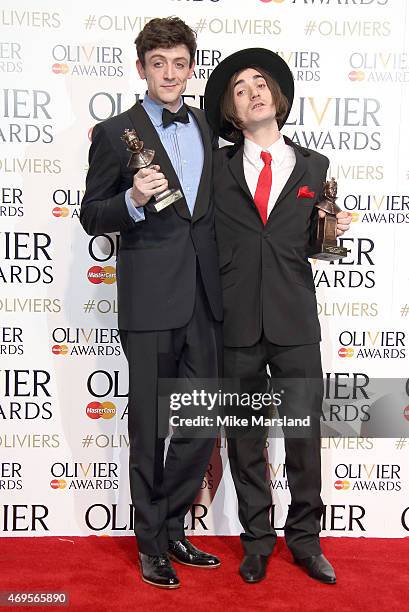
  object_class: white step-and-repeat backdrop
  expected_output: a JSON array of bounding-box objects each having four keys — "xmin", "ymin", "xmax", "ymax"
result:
[{"xmin": 1, "ymin": 0, "xmax": 409, "ymax": 538}]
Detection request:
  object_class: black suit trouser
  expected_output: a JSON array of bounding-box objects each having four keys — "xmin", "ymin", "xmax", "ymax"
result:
[
  {"xmin": 120, "ymin": 272, "xmax": 221, "ymax": 555},
  {"xmin": 224, "ymin": 338, "xmax": 324, "ymax": 558}
]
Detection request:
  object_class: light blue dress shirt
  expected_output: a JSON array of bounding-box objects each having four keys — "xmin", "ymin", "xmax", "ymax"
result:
[{"xmin": 125, "ymin": 94, "xmax": 204, "ymax": 221}]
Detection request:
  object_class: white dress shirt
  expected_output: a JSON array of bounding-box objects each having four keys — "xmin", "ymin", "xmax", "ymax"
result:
[{"xmin": 243, "ymin": 135, "xmax": 296, "ymax": 219}]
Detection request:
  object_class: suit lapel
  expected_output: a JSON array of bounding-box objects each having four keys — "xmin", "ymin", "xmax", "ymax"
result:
[
  {"xmin": 189, "ymin": 106, "xmax": 212, "ymax": 223},
  {"xmin": 228, "ymin": 144, "xmax": 254, "ymax": 202},
  {"xmin": 126, "ymin": 103, "xmax": 191, "ymax": 220}
]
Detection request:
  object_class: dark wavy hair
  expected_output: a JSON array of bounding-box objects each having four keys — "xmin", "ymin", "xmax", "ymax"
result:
[{"xmin": 135, "ymin": 17, "xmax": 197, "ymax": 67}]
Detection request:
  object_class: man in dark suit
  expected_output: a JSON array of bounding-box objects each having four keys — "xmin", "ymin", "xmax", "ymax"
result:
[
  {"xmin": 204, "ymin": 48, "xmax": 351, "ymax": 585},
  {"xmin": 80, "ymin": 17, "xmax": 223, "ymax": 589}
]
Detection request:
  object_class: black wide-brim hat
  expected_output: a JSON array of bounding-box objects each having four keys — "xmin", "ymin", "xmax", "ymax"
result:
[{"xmin": 204, "ymin": 48, "xmax": 294, "ymax": 142}]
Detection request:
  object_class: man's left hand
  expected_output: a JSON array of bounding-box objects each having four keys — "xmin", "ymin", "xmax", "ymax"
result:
[{"xmin": 318, "ymin": 209, "xmax": 352, "ymax": 236}]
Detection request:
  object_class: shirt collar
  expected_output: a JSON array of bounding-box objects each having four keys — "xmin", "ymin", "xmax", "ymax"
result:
[
  {"xmin": 142, "ymin": 93, "xmax": 184, "ymax": 128},
  {"xmin": 244, "ymin": 134, "xmax": 288, "ymax": 168}
]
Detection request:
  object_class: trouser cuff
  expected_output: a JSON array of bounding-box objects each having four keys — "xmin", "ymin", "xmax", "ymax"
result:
[{"xmin": 241, "ymin": 534, "xmax": 276, "ymax": 556}]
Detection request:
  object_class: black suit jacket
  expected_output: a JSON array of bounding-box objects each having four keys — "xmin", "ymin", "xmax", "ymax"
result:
[
  {"xmin": 213, "ymin": 137, "xmax": 329, "ymax": 347},
  {"xmin": 81, "ymin": 103, "xmax": 223, "ymax": 331}
]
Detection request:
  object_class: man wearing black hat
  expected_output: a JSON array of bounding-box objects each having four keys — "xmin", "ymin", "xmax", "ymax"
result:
[{"xmin": 205, "ymin": 48, "xmax": 351, "ymax": 585}]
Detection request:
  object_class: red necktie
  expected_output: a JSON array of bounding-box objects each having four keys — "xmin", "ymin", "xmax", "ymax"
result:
[{"xmin": 254, "ymin": 151, "xmax": 272, "ymax": 225}]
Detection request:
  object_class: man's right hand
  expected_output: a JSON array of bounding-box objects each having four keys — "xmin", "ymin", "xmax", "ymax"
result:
[{"xmin": 130, "ymin": 164, "xmax": 168, "ymax": 206}]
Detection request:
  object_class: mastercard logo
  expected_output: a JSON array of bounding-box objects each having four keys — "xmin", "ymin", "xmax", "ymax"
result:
[
  {"xmin": 86, "ymin": 401, "xmax": 116, "ymax": 420},
  {"xmin": 404, "ymin": 405, "xmax": 409, "ymax": 422},
  {"xmin": 52, "ymin": 63, "xmax": 69, "ymax": 75},
  {"xmin": 50, "ymin": 479, "xmax": 67, "ymax": 490},
  {"xmin": 348, "ymin": 70, "xmax": 365, "ymax": 82},
  {"xmin": 351, "ymin": 212, "xmax": 360, "ymax": 222},
  {"xmin": 87, "ymin": 265, "xmax": 116, "ymax": 285},
  {"xmin": 338, "ymin": 347, "xmax": 354, "ymax": 358},
  {"xmin": 52, "ymin": 206, "xmax": 69, "ymax": 218},
  {"xmin": 52, "ymin": 344, "xmax": 69, "ymax": 355},
  {"xmin": 334, "ymin": 480, "xmax": 350, "ymax": 490}
]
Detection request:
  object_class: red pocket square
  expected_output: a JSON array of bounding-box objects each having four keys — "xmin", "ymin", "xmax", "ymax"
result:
[{"xmin": 297, "ymin": 185, "xmax": 315, "ymax": 199}]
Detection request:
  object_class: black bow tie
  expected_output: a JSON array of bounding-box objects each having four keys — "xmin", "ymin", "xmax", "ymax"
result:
[{"xmin": 162, "ymin": 105, "xmax": 190, "ymax": 128}]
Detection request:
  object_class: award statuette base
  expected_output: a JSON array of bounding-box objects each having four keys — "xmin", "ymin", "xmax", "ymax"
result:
[
  {"xmin": 308, "ymin": 243, "xmax": 348, "ymax": 261},
  {"xmin": 153, "ymin": 188, "xmax": 183, "ymax": 212}
]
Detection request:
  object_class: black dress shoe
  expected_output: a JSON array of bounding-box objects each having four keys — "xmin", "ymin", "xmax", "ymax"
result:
[
  {"xmin": 138, "ymin": 552, "xmax": 180, "ymax": 588},
  {"xmin": 168, "ymin": 538, "xmax": 220, "ymax": 568},
  {"xmin": 294, "ymin": 554, "xmax": 336, "ymax": 584},
  {"xmin": 239, "ymin": 555, "xmax": 268, "ymax": 583}
]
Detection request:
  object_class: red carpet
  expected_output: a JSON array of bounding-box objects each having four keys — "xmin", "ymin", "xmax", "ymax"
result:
[{"xmin": 0, "ymin": 536, "xmax": 407, "ymax": 611}]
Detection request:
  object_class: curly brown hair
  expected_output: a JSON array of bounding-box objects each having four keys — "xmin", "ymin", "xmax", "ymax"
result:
[{"xmin": 135, "ymin": 17, "xmax": 197, "ymax": 67}]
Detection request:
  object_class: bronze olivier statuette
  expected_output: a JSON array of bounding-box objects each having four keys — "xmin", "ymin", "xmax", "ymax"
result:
[
  {"xmin": 308, "ymin": 178, "xmax": 348, "ymax": 261},
  {"xmin": 121, "ymin": 129, "xmax": 182, "ymax": 212}
]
